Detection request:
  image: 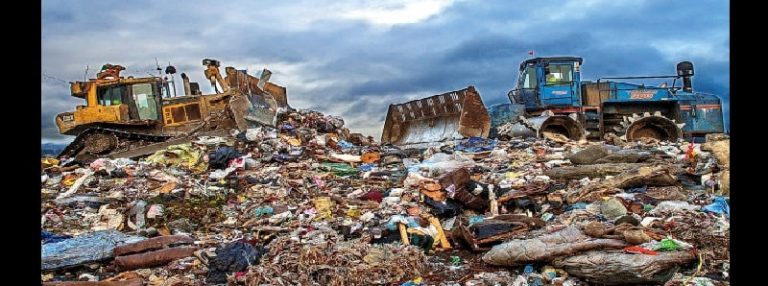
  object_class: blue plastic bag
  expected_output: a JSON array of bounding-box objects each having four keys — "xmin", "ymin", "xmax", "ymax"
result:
[{"xmin": 702, "ymin": 196, "xmax": 729, "ymax": 219}]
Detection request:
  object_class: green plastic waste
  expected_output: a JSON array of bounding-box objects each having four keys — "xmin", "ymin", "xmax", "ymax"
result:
[
  {"xmin": 450, "ymin": 256, "xmax": 461, "ymax": 266},
  {"xmin": 643, "ymin": 204, "xmax": 654, "ymax": 212},
  {"xmin": 653, "ymin": 238, "xmax": 680, "ymax": 251},
  {"xmin": 321, "ymin": 163, "xmax": 358, "ymax": 176}
]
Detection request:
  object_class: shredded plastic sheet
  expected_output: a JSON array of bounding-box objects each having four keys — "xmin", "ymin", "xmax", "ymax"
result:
[
  {"xmin": 321, "ymin": 162, "xmax": 358, "ymax": 176},
  {"xmin": 146, "ymin": 143, "xmax": 207, "ymax": 173}
]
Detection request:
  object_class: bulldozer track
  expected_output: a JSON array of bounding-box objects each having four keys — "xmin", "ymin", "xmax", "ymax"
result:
[{"xmin": 58, "ymin": 127, "xmax": 172, "ymax": 159}]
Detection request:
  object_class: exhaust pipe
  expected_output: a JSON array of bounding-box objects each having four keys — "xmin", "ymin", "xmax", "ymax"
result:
[
  {"xmin": 677, "ymin": 61, "xmax": 694, "ymax": 93},
  {"xmin": 181, "ymin": 73, "xmax": 192, "ymax": 96}
]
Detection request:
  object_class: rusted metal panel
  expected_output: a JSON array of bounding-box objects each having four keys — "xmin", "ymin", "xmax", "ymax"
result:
[
  {"xmin": 114, "ymin": 246, "xmax": 197, "ymax": 270},
  {"xmin": 113, "ymin": 235, "xmax": 194, "ymax": 256}
]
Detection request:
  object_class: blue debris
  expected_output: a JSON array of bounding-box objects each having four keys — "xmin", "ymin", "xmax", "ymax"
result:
[
  {"xmin": 468, "ymin": 215, "xmax": 485, "ymax": 226},
  {"xmin": 626, "ymin": 185, "xmax": 648, "ymax": 193},
  {"xmin": 455, "ymin": 137, "xmax": 498, "ymax": 153},
  {"xmin": 702, "ymin": 196, "xmax": 729, "ymax": 219},
  {"xmin": 565, "ymin": 202, "xmax": 588, "ymax": 211},
  {"xmin": 41, "ymin": 230, "xmax": 72, "ymax": 244},
  {"xmin": 358, "ymin": 163, "xmax": 376, "ymax": 172},
  {"xmin": 524, "ymin": 264, "xmax": 534, "ymax": 274},
  {"xmin": 41, "ymin": 230, "xmax": 145, "ymax": 271},
  {"xmin": 338, "ymin": 140, "xmax": 355, "ymax": 149}
]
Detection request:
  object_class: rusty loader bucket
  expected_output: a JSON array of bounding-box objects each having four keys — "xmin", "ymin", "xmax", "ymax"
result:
[{"xmin": 381, "ymin": 86, "xmax": 491, "ymax": 148}]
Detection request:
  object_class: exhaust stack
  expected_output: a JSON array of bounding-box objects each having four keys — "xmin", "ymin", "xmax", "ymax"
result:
[
  {"xmin": 181, "ymin": 73, "xmax": 192, "ymax": 96},
  {"xmin": 676, "ymin": 61, "xmax": 694, "ymax": 92}
]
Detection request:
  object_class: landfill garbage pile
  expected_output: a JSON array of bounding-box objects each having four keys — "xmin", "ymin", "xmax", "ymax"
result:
[{"xmin": 41, "ymin": 108, "xmax": 729, "ymax": 285}]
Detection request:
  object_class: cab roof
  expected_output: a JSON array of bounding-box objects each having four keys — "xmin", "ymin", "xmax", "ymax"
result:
[{"xmin": 519, "ymin": 57, "xmax": 583, "ymax": 71}]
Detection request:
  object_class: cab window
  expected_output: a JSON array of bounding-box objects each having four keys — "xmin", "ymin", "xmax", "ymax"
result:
[
  {"xmin": 132, "ymin": 83, "xmax": 159, "ymax": 120},
  {"xmin": 521, "ymin": 66, "xmax": 537, "ymax": 89},
  {"xmin": 544, "ymin": 64, "xmax": 573, "ymax": 85},
  {"xmin": 97, "ymin": 85, "xmax": 125, "ymax": 106}
]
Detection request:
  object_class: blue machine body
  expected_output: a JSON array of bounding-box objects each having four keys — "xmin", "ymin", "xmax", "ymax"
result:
[{"xmin": 506, "ymin": 56, "xmax": 725, "ymax": 141}]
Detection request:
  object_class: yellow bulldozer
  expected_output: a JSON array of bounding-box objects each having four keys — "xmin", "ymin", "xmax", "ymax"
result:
[{"xmin": 55, "ymin": 59, "xmax": 290, "ymax": 160}]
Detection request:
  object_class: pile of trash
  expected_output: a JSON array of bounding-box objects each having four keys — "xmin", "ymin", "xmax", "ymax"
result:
[{"xmin": 40, "ymin": 108, "xmax": 730, "ymax": 285}]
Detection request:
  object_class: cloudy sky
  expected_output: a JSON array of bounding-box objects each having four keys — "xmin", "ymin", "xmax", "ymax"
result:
[{"xmin": 42, "ymin": 0, "xmax": 729, "ymax": 143}]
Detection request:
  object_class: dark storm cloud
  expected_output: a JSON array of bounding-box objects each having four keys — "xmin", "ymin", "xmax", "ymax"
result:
[{"xmin": 42, "ymin": 0, "xmax": 729, "ymax": 142}]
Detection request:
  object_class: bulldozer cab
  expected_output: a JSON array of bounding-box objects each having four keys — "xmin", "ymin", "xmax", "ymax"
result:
[
  {"xmin": 509, "ymin": 57, "xmax": 583, "ymax": 110},
  {"xmin": 95, "ymin": 79, "xmax": 163, "ymax": 121},
  {"xmin": 57, "ymin": 76, "xmax": 166, "ymax": 135}
]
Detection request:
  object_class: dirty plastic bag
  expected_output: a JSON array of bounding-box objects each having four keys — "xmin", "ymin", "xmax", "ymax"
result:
[
  {"xmin": 338, "ymin": 140, "xmax": 354, "ymax": 149},
  {"xmin": 146, "ymin": 143, "xmax": 207, "ymax": 173},
  {"xmin": 409, "ymin": 152, "xmax": 475, "ymax": 175},
  {"xmin": 702, "ymin": 196, "xmax": 730, "ymax": 219},
  {"xmin": 455, "ymin": 137, "xmax": 497, "ymax": 153},
  {"xmin": 209, "ymin": 167, "xmax": 237, "ymax": 180},
  {"xmin": 194, "ymin": 136, "xmax": 228, "ymax": 145},
  {"xmin": 56, "ymin": 169, "xmax": 94, "ymax": 200},
  {"xmin": 330, "ymin": 153, "xmax": 362, "ymax": 163},
  {"xmin": 326, "ymin": 115, "xmax": 345, "ymax": 129},
  {"xmin": 403, "ymin": 172, "xmax": 435, "ymax": 188},
  {"xmin": 245, "ymin": 127, "xmax": 278, "ymax": 142},
  {"xmin": 386, "ymin": 215, "xmax": 419, "ymax": 230},
  {"xmin": 207, "ymin": 241, "xmax": 265, "ymax": 284},
  {"xmin": 313, "ymin": 197, "xmax": 334, "ymax": 221},
  {"xmin": 649, "ymin": 201, "xmax": 700, "ymax": 215},
  {"xmin": 321, "ymin": 163, "xmax": 358, "ymax": 176},
  {"xmin": 208, "ymin": 147, "xmax": 242, "ymax": 170},
  {"xmin": 424, "ymin": 197, "xmax": 461, "ymax": 218},
  {"xmin": 41, "ymin": 230, "xmax": 72, "ymax": 244},
  {"xmin": 41, "ymin": 230, "xmax": 144, "ymax": 270}
]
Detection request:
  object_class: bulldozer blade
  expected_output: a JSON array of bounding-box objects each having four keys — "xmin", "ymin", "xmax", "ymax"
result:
[
  {"xmin": 224, "ymin": 67, "xmax": 291, "ymax": 128},
  {"xmin": 381, "ymin": 86, "xmax": 491, "ymax": 148}
]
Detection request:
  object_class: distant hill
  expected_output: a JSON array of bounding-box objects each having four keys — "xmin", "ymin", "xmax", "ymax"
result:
[{"xmin": 41, "ymin": 143, "xmax": 67, "ymax": 157}]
